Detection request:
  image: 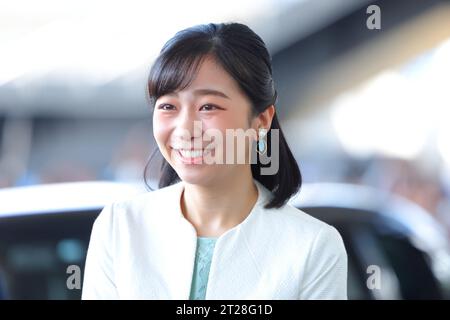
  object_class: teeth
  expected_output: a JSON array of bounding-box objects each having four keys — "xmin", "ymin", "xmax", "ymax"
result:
[{"xmin": 179, "ymin": 149, "xmax": 206, "ymax": 158}]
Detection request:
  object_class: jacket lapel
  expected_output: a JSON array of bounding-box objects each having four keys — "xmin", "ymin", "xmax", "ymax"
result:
[{"xmin": 162, "ymin": 179, "xmax": 273, "ymax": 300}]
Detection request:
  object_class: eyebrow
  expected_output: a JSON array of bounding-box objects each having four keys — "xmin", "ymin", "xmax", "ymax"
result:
[{"xmin": 167, "ymin": 88, "xmax": 231, "ymax": 100}]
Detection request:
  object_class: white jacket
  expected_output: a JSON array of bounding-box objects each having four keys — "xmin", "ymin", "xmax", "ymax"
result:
[{"xmin": 82, "ymin": 179, "xmax": 348, "ymax": 300}]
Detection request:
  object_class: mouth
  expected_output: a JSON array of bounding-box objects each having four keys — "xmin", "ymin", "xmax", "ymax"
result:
[{"xmin": 171, "ymin": 147, "xmax": 214, "ymax": 165}]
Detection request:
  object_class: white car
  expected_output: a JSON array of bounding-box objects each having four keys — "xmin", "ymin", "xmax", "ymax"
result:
[{"xmin": 1, "ymin": 181, "xmax": 449, "ymax": 299}]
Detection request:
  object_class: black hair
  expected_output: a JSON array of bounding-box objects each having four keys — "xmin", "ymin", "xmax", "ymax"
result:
[{"xmin": 144, "ymin": 22, "xmax": 301, "ymax": 209}]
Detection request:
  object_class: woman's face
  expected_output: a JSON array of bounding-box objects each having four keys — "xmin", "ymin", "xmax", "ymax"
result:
[{"xmin": 153, "ymin": 55, "xmax": 258, "ymax": 186}]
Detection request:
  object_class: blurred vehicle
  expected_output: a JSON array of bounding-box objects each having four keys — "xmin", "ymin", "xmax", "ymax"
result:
[
  {"xmin": 290, "ymin": 183, "xmax": 450, "ymax": 300},
  {"xmin": 0, "ymin": 181, "xmax": 146, "ymax": 300},
  {"xmin": 1, "ymin": 181, "xmax": 450, "ymax": 299}
]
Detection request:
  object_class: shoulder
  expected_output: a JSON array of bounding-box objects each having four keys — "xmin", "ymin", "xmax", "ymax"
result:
[
  {"xmin": 258, "ymin": 203, "xmax": 346, "ymax": 256},
  {"xmin": 113, "ymin": 182, "xmax": 181, "ymax": 211},
  {"xmin": 262, "ymin": 203, "xmax": 337, "ymax": 238},
  {"xmin": 120, "ymin": 182, "xmax": 181, "ymax": 210},
  {"xmin": 93, "ymin": 182, "xmax": 182, "ymax": 229}
]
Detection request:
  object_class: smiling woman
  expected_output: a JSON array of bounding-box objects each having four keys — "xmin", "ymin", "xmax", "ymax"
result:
[
  {"xmin": 145, "ymin": 23, "xmax": 301, "ymax": 209},
  {"xmin": 82, "ymin": 22, "xmax": 348, "ymax": 300},
  {"xmin": 152, "ymin": 55, "xmax": 276, "ymax": 184}
]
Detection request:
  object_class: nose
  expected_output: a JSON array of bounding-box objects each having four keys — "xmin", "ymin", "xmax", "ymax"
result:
[{"xmin": 172, "ymin": 106, "xmax": 203, "ymax": 147}]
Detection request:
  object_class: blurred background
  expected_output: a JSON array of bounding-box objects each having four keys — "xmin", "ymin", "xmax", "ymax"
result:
[{"xmin": 1, "ymin": 0, "xmax": 450, "ymax": 299}]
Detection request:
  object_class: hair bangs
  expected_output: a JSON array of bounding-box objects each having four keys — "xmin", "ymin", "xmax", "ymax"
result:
[{"xmin": 147, "ymin": 52, "xmax": 207, "ymax": 107}]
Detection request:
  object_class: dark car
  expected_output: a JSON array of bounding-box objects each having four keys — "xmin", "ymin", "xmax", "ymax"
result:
[
  {"xmin": 290, "ymin": 183, "xmax": 450, "ymax": 300},
  {"xmin": 0, "ymin": 181, "xmax": 146, "ymax": 300},
  {"xmin": 1, "ymin": 181, "xmax": 449, "ymax": 299}
]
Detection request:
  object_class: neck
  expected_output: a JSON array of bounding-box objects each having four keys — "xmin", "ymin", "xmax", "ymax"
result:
[{"xmin": 180, "ymin": 169, "xmax": 258, "ymax": 237}]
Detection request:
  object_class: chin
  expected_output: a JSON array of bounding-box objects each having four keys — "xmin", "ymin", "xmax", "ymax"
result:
[{"xmin": 175, "ymin": 167, "xmax": 217, "ymax": 187}]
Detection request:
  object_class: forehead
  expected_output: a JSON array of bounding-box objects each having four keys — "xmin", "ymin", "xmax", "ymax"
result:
[{"xmin": 177, "ymin": 56, "xmax": 241, "ymax": 97}]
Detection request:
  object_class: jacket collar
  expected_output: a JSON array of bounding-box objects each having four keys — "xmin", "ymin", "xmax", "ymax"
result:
[
  {"xmin": 147, "ymin": 178, "xmax": 276, "ymax": 299},
  {"xmin": 166, "ymin": 178, "xmax": 274, "ymax": 233}
]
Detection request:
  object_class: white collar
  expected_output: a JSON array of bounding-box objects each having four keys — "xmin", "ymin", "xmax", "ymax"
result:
[{"xmin": 166, "ymin": 178, "xmax": 274, "ymax": 231}]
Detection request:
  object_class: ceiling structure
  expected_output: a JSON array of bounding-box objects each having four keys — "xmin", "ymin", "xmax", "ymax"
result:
[{"xmin": 0, "ymin": 0, "xmax": 371, "ymax": 117}]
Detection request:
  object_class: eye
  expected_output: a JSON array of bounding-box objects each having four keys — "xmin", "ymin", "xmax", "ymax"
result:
[
  {"xmin": 157, "ymin": 104, "xmax": 176, "ymax": 111},
  {"xmin": 199, "ymin": 104, "xmax": 220, "ymax": 111}
]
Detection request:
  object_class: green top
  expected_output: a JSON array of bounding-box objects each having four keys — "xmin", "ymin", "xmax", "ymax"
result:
[{"xmin": 189, "ymin": 236, "xmax": 218, "ymax": 300}]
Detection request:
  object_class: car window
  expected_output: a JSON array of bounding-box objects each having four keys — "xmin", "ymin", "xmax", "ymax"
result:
[
  {"xmin": 0, "ymin": 210, "xmax": 99, "ymax": 299},
  {"xmin": 374, "ymin": 232, "xmax": 443, "ymax": 299}
]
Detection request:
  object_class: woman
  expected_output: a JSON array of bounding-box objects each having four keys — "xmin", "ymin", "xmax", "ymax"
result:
[{"xmin": 82, "ymin": 22, "xmax": 347, "ymax": 300}]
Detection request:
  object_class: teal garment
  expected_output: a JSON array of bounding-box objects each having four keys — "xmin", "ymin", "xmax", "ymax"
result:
[{"xmin": 189, "ymin": 236, "xmax": 218, "ymax": 300}]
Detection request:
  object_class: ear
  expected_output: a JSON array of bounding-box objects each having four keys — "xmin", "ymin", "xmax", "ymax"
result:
[{"xmin": 254, "ymin": 105, "xmax": 275, "ymax": 131}]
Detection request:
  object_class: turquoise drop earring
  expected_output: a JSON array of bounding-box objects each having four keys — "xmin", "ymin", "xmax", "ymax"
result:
[{"xmin": 257, "ymin": 128, "xmax": 268, "ymax": 155}]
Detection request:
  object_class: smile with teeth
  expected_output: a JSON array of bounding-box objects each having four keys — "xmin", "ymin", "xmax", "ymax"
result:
[
  {"xmin": 177, "ymin": 148, "xmax": 212, "ymax": 162},
  {"xmin": 176, "ymin": 148, "xmax": 213, "ymax": 159}
]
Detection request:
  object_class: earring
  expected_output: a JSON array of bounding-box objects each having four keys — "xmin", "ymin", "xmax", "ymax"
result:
[{"xmin": 257, "ymin": 128, "xmax": 268, "ymax": 155}]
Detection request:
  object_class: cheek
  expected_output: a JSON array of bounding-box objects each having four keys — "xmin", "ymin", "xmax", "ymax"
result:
[
  {"xmin": 152, "ymin": 114, "xmax": 171, "ymax": 151},
  {"xmin": 203, "ymin": 114, "xmax": 254, "ymax": 161},
  {"xmin": 205, "ymin": 112, "xmax": 248, "ymax": 131}
]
